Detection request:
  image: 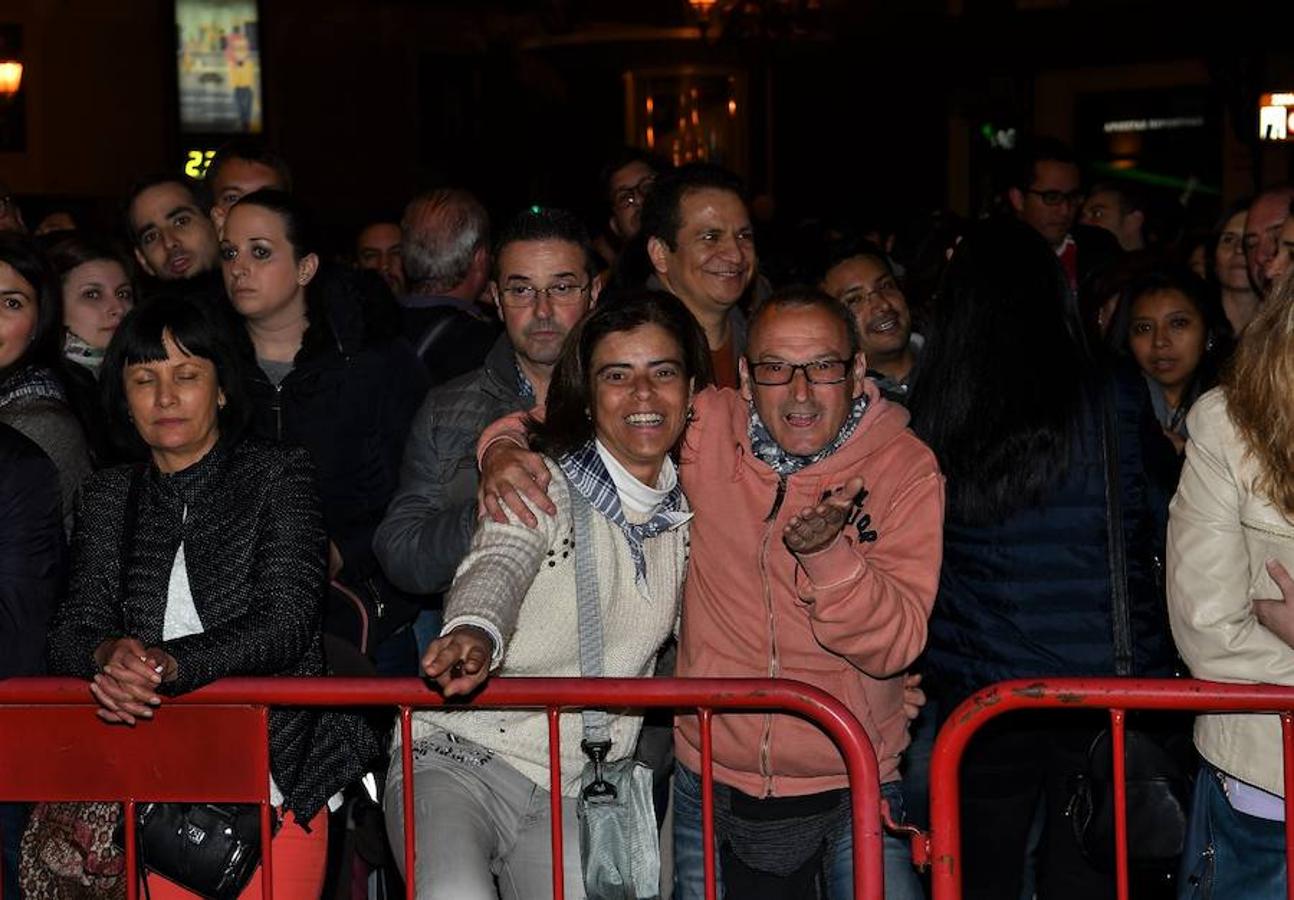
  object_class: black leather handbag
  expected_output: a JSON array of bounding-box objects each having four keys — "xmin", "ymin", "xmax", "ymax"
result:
[
  {"xmin": 111, "ymin": 803, "xmax": 269, "ymax": 899},
  {"xmin": 1065, "ymin": 383, "xmax": 1195, "ymax": 873}
]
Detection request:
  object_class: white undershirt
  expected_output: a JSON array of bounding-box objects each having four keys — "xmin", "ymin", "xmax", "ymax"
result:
[{"xmin": 162, "ymin": 506, "xmax": 285, "ymax": 807}]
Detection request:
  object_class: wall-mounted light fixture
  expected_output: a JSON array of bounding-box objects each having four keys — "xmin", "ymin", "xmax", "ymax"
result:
[{"xmin": 0, "ymin": 59, "xmax": 23, "ymax": 104}]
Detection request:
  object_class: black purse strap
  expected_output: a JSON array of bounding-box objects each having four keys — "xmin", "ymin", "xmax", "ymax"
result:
[{"xmin": 1099, "ymin": 380, "xmax": 1133, "ymax": 677}]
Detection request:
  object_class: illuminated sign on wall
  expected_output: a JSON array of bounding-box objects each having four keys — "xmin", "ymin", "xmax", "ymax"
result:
[
  {"xmin": 1259, "ymin": 93, "xmax": 1294, "ymax": 142},
  {"xmin": 184, "ymin": 149, "xmax": 217, "ymax": 178},
  {"xmin": 177, "ymin": 0, "xmax": 263, "ymax": 134}
]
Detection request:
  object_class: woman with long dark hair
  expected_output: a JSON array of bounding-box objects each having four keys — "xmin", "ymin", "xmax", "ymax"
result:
[
  {"xmin": 909, "ymin": 218, "xmax": 1179, "ymax": 899},
  {"xmin": 0, "ymin": 233, "xmax": 91, "ymax": 530},
  {"xmin": 48, "ymin": 234, "xmax": 137, "ymax": 465},
  {"xmin": 1105, "ymin": 265, "xmax": 1233, "ymax": 454}
]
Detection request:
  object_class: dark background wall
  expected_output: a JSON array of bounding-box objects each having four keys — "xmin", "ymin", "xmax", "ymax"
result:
[{"xmin": 1, "ymin": 0, "xmax": 1290, "ymax": 250}]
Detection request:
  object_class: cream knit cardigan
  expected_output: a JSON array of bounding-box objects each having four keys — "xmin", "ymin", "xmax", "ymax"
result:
[{"xmin": 411, "ymin": 457, "xmax": 688, "ymax": 797}]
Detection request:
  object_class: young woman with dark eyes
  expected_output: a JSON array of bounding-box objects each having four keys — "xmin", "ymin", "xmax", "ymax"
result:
[
  {"xmin": 219, "ymin": 190, "xmax": 430, "ymax": 672},
  {"xmin": 1106, "ymin": 266, "xmax": 1233, "ymax": 455},
  {"xmin": 48, "ymin": 235, "xmax": 138, "ymax": 465}
]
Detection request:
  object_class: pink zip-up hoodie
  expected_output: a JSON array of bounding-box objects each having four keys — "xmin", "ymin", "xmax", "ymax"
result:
[{"xmin": 674, "ymin": 383, "xmax": 944, "ymax": 797}]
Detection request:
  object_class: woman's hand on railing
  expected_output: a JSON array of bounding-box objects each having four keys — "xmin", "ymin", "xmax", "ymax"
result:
[
  {"xmin": 422, "ymin": 626, "xmax": 494, "ymax": 698},
  {"xmin": 89, "ymin": 637, "xmax": 175, "ymax": 724}
]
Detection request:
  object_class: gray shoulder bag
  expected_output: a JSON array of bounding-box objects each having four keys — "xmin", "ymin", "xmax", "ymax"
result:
[{"xmin": 569, "ymin": 483, "xmax": 662, "ymax": 900}]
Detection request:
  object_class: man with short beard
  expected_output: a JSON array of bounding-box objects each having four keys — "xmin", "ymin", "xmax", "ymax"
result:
[
  {"xmin": 125, "ymin": 174, "xmax": 219, "ymax": 283},
  {"xmin": 822, "ymin": 241, "xmax": 920, "ymax": 405},
  {"xmin": 373, "ymin": 208, "xmax": 599, "ymax": 645}
]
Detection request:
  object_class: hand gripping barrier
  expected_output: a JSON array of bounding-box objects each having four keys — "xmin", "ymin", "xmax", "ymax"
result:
[
  {"xmin": 925, "ymin": 677, "xmax": 1294, "ymax": 900},
  {"xmin": 0, "ymin": 676, "xmax": 885, "ymax": 900}
]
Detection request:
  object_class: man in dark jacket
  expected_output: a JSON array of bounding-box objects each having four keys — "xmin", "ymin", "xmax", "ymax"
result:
[
  {"xmin": 397, "ymin": 188, "xmax": 501, "ymax": 384},
  {"xmin": 373, "ymin": 208, "xmax": 599, "ymax": 645}
]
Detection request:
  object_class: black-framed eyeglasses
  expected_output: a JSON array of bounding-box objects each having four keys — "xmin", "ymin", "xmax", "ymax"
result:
[
  {"xmin": 612, "ymin": 175, "xmax": 657, "ymax": 211},
  {"xmin": 498, "ymin": 281, "xmax": 590, "ymax": 308},
  {"xmin": 747, "ymin": 358, "xmax": 852, "ymax": 386},
  {"xmin": 1026, "ymin": 189, "xmax": 1084, "ymax": 207}
]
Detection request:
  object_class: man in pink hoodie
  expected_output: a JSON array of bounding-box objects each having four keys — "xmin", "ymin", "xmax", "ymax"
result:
[{"xmin": 479, "ymin": 286, "xmax": 943, "ymax": 899}]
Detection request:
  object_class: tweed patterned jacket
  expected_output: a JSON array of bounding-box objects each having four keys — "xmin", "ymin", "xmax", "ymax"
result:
[{"xmin": 46, "ymin": 437, "xmax": 380, "ymax": 822}]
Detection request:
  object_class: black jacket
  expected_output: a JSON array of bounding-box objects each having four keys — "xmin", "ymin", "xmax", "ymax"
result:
[
  {"xmin": 240, "ymin": 267, "xmax": 431, "ymax": 639},
  {"xmin": 46, "ymin": 438, "xmax": 380, "ymax": 822},
  {"xmin": 0, "ymin": 423, "xmax": 66, "ymax": 678},
  {"xmin": 925, "ymin": 368, "xmax": 1180, "ymax": 713}
]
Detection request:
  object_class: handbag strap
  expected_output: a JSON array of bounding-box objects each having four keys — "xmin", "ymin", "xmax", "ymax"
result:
[
  {"xmin": 569, "ymin": 480, "xmax": 613, "ymax": 748},
  {"xmin": 1099, "ymin": 379, "xmax": 1133, "ymax": 677}
]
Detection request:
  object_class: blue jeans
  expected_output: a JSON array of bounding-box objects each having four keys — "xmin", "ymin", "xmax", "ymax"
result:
[
  {"xmin": 672, "ymin": 765, "xmax": 923, "ymax": 900},
  {"xmin": 1178, "ymin": 763, "xmax": 1287, "ymax": 900}
]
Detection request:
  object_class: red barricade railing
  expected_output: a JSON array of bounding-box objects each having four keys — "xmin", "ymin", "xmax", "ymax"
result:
[
  {"xmin": 0, "ymin": 675, "xmax": 885, "ymax": 900},
  {"xmin": 926, "ymin": 677, "xmax": 1294, "ymax": 900}
]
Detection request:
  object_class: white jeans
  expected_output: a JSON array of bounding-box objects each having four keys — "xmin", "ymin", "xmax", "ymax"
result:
[{"xmin": 384, "ymin": 727, "xmax": 585, "ymax": 900}]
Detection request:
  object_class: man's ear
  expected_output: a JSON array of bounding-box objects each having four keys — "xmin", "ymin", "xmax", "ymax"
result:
[
  {"xmin": 489, "ymin": 282, "xmax": 504, "ymax": 322},
  {"xmin": 297, "ymin": 252, "xmax": 320, "ymax": 286},
  {"xmin": 1007, "ymin": 187, "xmax": 1025, "ymax": 215},
  {"xmin": 851, "ymin": 352, "xmax": 867, "ymax": 399},
  {"xmin": 134, "ymin": 246, "xmax": 158, "ymax": 278},
  {"xmin": 738, "ymin": 356, "xmax": 753, "ymax": 402},
  {"xmin": 647, "ymin": 236, "xmax": 670, "ymax": 277},
  {"xmin": 609, "ymin": 214, "xmax": 623, "ymax": 241},
  {"xmin": 589, "ymin": 271, "xmax": 604, "ymax": 306}
]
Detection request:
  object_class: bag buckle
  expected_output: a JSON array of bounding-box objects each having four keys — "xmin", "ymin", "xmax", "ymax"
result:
[{"xmin": 580, "ymin": 739, "xmax": 617, "ymax": 800}]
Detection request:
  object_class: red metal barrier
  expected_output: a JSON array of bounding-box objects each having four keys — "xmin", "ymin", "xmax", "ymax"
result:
[
  {"xmin": 926, "ymin": 677, "xmax": 1294, "ymax": 900},
  {"xmin": 0, "ymin": 675, "xmax": 884, "ymax": 900}
]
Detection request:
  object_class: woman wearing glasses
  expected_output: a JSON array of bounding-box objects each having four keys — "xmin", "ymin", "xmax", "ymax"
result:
[
  {"xmin": 384, "ymin": 291, "xmax": 709, "ymax": 900},
  {"xmin": 219, "ymin": 190, "xmax": 430, "ymax": 671}
]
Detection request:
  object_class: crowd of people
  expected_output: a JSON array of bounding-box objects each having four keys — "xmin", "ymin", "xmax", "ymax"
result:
[{"xmin": 1, "ymin": 131, "xmax": 1293, "ymax": 900}]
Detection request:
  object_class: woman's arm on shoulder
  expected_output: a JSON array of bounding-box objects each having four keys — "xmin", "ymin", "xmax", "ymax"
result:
[{"xmin": 159, "ymin": 447, "xmax": 327, "ymax": 693}]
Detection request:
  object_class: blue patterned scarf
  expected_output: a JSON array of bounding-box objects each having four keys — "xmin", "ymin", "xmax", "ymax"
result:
[
  {"xmin": 557, "ymin": 440, "xmax": 690, "ymax": 590},
  {"xmin": 748, "ymin": 394, "xmax": 869, "ymax": 476}
]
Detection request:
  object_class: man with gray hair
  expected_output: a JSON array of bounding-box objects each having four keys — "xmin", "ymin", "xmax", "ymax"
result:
[{"xmin": 398, "ymin": 187, "xmax": 500, "ymax": 384}]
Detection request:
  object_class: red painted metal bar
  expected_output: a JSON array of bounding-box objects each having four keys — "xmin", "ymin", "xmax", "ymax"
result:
[
  {"xmin": 399, "ymin": 707, "xmax": 416, "ymax": 900},
  {"xmin": 0, "ymin": 676, "xmax": 883, "ymax": 900},
  {"xmin": 259, "ymin": 705, "xmax": 275, "ymax": 900},
  {"xmin": 1109, "ymin": 709, "xmax": 1128, "ymax": 900},
  {"xmin": 547, "ymin": 707, "xmax": 565, "ymax": 900},
  {"xmin": 699, "ymin": 707, "xmax": 716, "ymax": 900},
  {"xmin": 124, "ymin": 798, "xmax": 138, "ymax": 900},
  {"xmin": 1283, "ymin": 714, "xmax": 1294, "ymax": 900},
  {"xmin": 929, "ymin": 678, "xmax": 1294, "ymax": 900}
]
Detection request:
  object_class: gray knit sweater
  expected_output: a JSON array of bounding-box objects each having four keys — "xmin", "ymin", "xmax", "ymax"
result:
[{"xmin": 411, "ymin": 458, "xmax": 687, "ymax": 796}]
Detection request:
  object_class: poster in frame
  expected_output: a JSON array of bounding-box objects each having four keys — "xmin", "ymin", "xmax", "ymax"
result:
[{"xmin": 175, "ymin": 0, "xmax": 263, "ymax": 135}]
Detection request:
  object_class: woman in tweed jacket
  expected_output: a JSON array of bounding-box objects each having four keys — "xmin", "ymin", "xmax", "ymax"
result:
[
  {"xmin": 384, "ymin": 291, "xmax": 710, "ymax": 900},
  {"xmin": 37, "ymin": 295, "xmax": 379, "ymax": 898}
]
